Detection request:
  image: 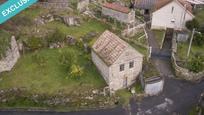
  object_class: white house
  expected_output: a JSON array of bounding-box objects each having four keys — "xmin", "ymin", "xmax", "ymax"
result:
[
  {"xmin": 102, "ymin": 2, "xmax": 135, "ymax": 24},
  {"xmin": 92, "ymin": 30, "xmax": 143, "ymax": 91},
  {"xmin": 151, "ymin": 0, "xmax": 194, "ymax": 30}
]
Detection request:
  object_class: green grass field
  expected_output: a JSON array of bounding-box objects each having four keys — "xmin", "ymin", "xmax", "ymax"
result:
[{"xmin": 0, "ymin": 47, "xmax": 106, "ymax": 95}]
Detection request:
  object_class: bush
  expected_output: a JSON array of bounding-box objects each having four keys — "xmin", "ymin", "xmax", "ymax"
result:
[
  {"xmin": 188, "ymin": 55, "xmax": 204, "ymax": 73},
  {"xmin": 186, "ymin": 19, "xmax": 200, "ymax": 30},
  {"xmin": 69, "ymin": 64, "xmax": 84, "ymax": 79},
  {"xmin": 47, "ymin": 28, "xmax": 65, "ymax": 45},
  {"xmin": 193, "ymin": 33, "xmax": 204, "ymax": 46},
  {"xmin": 24, "ymin": 37, "xmax": 45, "ymax": 51},
  {"xmin": 59, "ymin": 50, "xmax": 76, "ymax": 72},
  {"xmin": 0, "ymin": 30, "xmax": 11, "ymax": 59}
]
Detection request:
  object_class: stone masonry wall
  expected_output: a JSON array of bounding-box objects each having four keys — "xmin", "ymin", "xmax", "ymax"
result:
[
  {"xmin": 171, "ymin": 35, "xmax": 204, "ymax": 82},
  {"xmin": 0, "ymin": 36, "xmax": 20, "ymax": 73}
]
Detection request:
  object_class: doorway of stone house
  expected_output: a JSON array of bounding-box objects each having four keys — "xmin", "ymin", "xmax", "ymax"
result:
[{"xmin": 123, "ymin": 76, "xmax": 128, "ymax": 88}]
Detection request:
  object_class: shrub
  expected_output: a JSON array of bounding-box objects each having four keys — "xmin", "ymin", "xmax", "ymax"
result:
[
  {"xmin": 186, "ymin": 19, "xmax": 200, "ymax": 30},
  {"xmin": 188, "ymin": 55, "xmax": 204, "ymax": 73},
  {"xmin": 0, "ymin": 30, "xmax": 11, "ymax": 59},
  {"xmin": 69, "ymin": 64, "xmax": 84, "ymax": 79},
  {"xmin": 24, "ymin": 37, "xmax": 45, "ymax": 51},
  {"xmin": 59, "ymin": 50, "xmax": 76, "ymax": 72},
  {"xmin": 193, "ymin": 33, "xmax": 204, "ymax": 46},
  {"xmin": 47, "ymin": 28, "xmax": 65, "ymax": 45}
]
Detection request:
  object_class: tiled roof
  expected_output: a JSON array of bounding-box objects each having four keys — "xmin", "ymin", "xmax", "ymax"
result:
[
  {"xmin": 92, "ymin": 30, "xmax": 128, "ymax": 66},
  {"xmin": 155, "ymin": 0, "xmax": 192, "ymax": 13},
  {"xmin": 135, "ymin": 0, "xmax": 193, "ymax": 13},
  {"xmin": 135, "ymin": 0, "xmax": 157, "ymax": 9},
  {"xmin": 103, "ymin": 2, "xmax": 130, "ymax": 14}
]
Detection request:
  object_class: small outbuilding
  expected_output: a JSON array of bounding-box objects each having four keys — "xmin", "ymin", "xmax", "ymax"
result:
[
  {"xmin": 92, "ymin": 30, "xmax": 143, "ymax": 91},
  {"xmin": 102, "ymin": 2, "xmax": 135, "ymax": 24}
]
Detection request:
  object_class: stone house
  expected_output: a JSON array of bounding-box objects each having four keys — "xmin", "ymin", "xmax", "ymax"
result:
[
  {"xmin": 92, "ymin": 30, "xmax": 143, "ymax": 91},
  {"xmin": 102, "ymin": 2, "xmax": 135, "ymax": 24}
]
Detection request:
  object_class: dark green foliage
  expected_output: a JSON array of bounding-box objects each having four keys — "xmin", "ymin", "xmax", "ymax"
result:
[
  {"xmin": 24, "ymin": 37, "xmax": 46, "ymax": 51},
  {"xmin": 193, "ymin": 33, "xmax": 204, "ymax": 46},
  {"xmin": 59, "ymin": 50, "xmax": 76, "ymax": 72},
  {"xmin": 188, "ymin": 55, "xmax": 204, "ymax": 73},
  {"xmin": 186, "ymin": 19, "xmax": 200, "ymax": 30},
  {"xmin": 0, "ymin": 30, "xmax": 11, "ymax": 59},
  {"xmin": 47, "ymin": 28, "xmax": 66, "ymax": 45}
]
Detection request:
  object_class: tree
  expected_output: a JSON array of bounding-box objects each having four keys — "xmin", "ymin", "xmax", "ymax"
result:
[
  {"xmin": 186, "ymin": 19, "xmax": 200, "ymax": 30},
  {"xmin": 193, "ymin": 33, "xmax": 204, "ymax": 46}
]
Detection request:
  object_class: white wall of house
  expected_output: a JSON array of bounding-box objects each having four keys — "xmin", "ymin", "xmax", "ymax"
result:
[
  {"xmin": 151, "ymin": 1, "xmax": 194, "ymax": 30},
  {"xmin": 102, "ymin": 7, "xmax": 135, "ymax": 24},
  {"xmin": 109, "ymin": 48, "xmax": 143, "ymax": 90}
]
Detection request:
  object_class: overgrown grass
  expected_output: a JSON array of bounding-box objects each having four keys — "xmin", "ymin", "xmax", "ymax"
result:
[
  {"xmin": 42, "ymin": 19, "xmax": 110, "ymax": 39},
  {"xmin": 0, "ymin": 46, "xmax": 106, "ymax": 95},
  {"xmin": 0, "ymin": 30, "xmax": 11, "ymax": 58},
  {"xmin": 195, "ymin": 8, "xmax": 204, "ymax": 25},
  {"xmin": 143, "ymin": 60, "xmax": 160, "ymax": 78},
  {"xmin": 177, "ymin": 42, "xmax": 204, "ymax": 60},
  {"xmin": 152, "ymin": 29, "xmax": 166, "ymax": 48},
  {"xmin": 116, "ymin": 89, "xmax": 132, "ymax": 106}
]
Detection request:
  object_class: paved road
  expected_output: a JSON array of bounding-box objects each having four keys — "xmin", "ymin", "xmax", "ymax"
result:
[{"xmin": 130, "ymin": 58, "xmax": 204, "ymax": 115}]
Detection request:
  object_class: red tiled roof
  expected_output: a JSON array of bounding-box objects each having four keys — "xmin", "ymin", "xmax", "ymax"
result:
[
  {"xmin": 103, "ymin": 2, "xmax": 130, "ymax": 14},
  {"xmin": 154, "ymin": 0, "xmax": 193, "ymax": 13},
  {"xmin": 92, "ymin": 30, "xmax": 143, "ymax": 66}
]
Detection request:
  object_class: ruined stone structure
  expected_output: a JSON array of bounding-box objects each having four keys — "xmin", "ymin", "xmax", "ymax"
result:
[
  {"xmin": 38, "ymin": 0, "xmax": 69, "ymax": 9},
  {"xmin": 92, "ymin": 30, "xmax": 143, "ymax": 91},
  {"xmin": 77, "ymin": 0, "xmax": 89, "ymax": 12},
  {"xmin": 0, "ymin": 36, "xmax": 20, "ymax": 73},
  {"xmin": 102, "ymin": 2, "xmax": 135, "ymax": 24}
]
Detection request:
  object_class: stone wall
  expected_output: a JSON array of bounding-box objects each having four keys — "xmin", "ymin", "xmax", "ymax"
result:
[
  {"xmin": 171, "ymin": 35, "xmax": 204, "ymax": 82},
  {"xmin": 77, "ymin": 0, "xmax": 89, "ymax": 12},
  {"xmin": 102, "ymin": 7, "xmax": 135, "ymax": 24},
  {"xmin": 144, "ymin": 76, "xmax": 164, "ymax": 96},
  {"xmin": 37, "ymin": 1, "xmax": 69, "ymax": 9},
  {"xmin": 0, "ymin": 36, "xmax": 20, "ymax": 73}
]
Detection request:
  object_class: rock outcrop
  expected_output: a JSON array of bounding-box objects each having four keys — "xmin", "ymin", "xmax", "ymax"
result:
[{"xmin": 0, "ymin": 36, "xmax": 20, "ymax": 73}]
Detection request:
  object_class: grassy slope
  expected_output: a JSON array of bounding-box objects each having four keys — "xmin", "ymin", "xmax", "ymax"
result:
[
  {"xmin": 43, "ymin": 19, "xmax": 111, "ymax": 39},
  {"xmin": 152, "ymin": 30, "xmax": 165, "ymax": 48},
  {"xmin": 0, "ymin": 47, "xmax": 106, "ymax": 95}
]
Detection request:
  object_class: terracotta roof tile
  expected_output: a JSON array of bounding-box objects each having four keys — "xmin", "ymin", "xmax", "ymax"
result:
[
  {"xmin": 92, "ymin": 30, "xmax": 128, "ymax": 66},
  {"xmin": 135, "ymin": 0, "xmax": 193, "ymax": 13},
  {"xmin": 103, "ymin": 2, "xmax": 130, "ymax": 14}
]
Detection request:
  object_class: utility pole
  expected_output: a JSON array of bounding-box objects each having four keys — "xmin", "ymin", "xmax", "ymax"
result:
[{"xmin": 187, "ymin": 28, "xmax": 195, "ymax": 58}]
